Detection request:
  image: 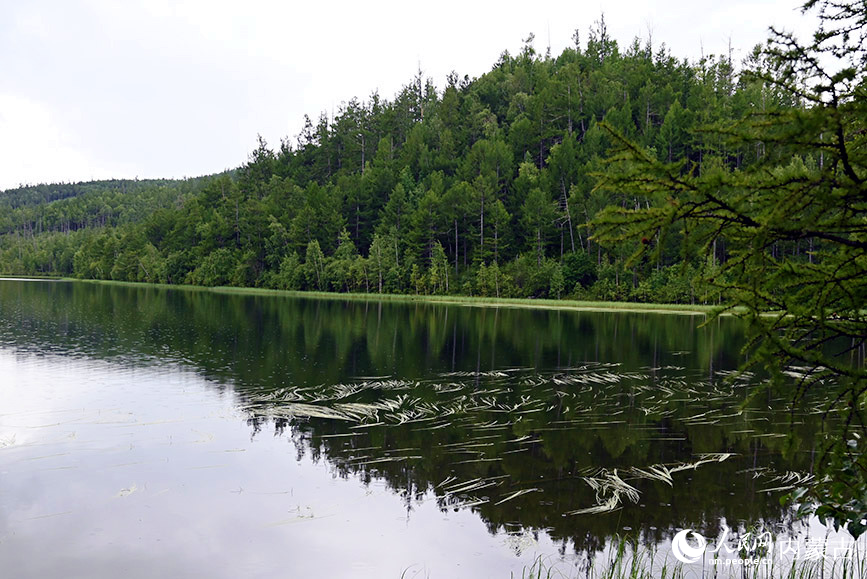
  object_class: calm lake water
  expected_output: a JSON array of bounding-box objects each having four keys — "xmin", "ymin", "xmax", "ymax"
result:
[{"xmin": 0, "ymin": 279, "xmax": 848, "ymax": 577}]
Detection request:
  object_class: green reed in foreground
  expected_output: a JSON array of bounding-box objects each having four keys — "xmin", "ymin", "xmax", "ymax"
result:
[{"xmin": 514, "ymin": 536, "xmax": 867, "ymax": 579}]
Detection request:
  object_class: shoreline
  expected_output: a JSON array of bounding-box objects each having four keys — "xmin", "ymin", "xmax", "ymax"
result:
[{"xmin": 0, "ymin": 276, "xmax": 729, "ymax": 316}]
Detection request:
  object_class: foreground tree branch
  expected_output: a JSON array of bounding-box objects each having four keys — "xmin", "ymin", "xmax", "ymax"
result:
[{"xmin": 591, "ymin": 0, "xmax": 867, "ymax": 537}]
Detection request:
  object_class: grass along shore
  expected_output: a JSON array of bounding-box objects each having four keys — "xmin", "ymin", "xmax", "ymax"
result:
[{"xmin": 12, "ymin": 277, "xmax": 731, "ymax": 316}]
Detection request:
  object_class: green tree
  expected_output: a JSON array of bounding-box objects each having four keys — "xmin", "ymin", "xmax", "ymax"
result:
[
  {"xmin": 269, "ymin": 252, "xmax": 303, "ymax": 290},
  {"xmin": 368, "ymin": 232, "xmax": 399, "ymax": 293},
  {"xmin": 441, "ymin": 181, "xmax": 474, "ymax": 275},
  {"xmin": 487, "ymin": 199, "xmax": 510, "ymax": 264},
  {"xmin": 549, "ymin": 263, "xmax": 565, "ymax": 299},
  {"xmin": 187, "ymin": 247, "xmax": 239, "ymax": 286},
  {"xmin": 545, "ymin": 135, "xmax": 581, "ymax": 253},
  {"xmin": 408, "ymin": 188, "xmax": 443, "ymax": 265},
  {"xmin": 325, "ymin": 229, "xmax": 358, "ymax": 291},
  {"xmin": 655, "ymin": 99, "xmax": 690, "ymax": 163},
  {"xmin": 521, "ymin": 187, "xmax": 556, "ymax": 266},
  {"xmin": 304, "ymin": 239, "xmax": 326, "ymax": 290},
  {"xmin": 561, "ymin": 251, "xmax": 597, "ymax": 291},
  {"xmin": 592, "ymin": 0, "xmax": 867, "ymax": 536},
  {"xmin": 428, "ymin": 241, "xmax": 450, "ymax": 294}
]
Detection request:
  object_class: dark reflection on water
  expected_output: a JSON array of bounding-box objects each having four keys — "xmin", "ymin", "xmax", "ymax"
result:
[{"xmin": 0, "ymin": 280, "xmax": 828, "ymax": 576}]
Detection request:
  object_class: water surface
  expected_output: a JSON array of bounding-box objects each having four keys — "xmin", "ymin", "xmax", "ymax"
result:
[{"xmin": 0, "ymin": 280, "xmax": 838, "ymax": 577}]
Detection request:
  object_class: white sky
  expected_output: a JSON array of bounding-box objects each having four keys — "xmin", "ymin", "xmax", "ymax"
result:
[{"xmin": 0, "ymin": 0, "xmax": 819, "ymax": 191}]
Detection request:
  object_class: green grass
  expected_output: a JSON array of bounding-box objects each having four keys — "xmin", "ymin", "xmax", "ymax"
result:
[
  {"xmin": 53, "ymin": 277, "xmax": 728, "ymax": 316},
  {"xmin": 514, "ymin": 536, "xmax": 867, "ymax": 579},
  {"xmin": 0, "ymin": 274, "xmax": 65, "ymax": 280}
]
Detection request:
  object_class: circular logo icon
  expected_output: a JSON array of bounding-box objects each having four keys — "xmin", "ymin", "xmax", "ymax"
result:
[{"xmin": 672, "ymin": 529, "xmax": 707, "ymax": 563}]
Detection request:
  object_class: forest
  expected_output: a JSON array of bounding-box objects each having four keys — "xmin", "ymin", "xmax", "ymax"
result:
[{"xmin": 0, "ymin": 18, "xmax": 801, "ymax": 304}]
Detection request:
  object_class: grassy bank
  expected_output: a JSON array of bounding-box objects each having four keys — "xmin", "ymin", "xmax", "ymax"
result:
[
  {"xmin": 48, "ymin": 277, "xmax": 728, "ymax": 316},
  {"xmin": 0, "ymin": 274, "xmax": 66, "ymax": 280}
]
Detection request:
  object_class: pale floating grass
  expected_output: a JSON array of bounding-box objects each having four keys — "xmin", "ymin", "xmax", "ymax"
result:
[
  {"xmin": 566, "ymin": 469, "xmax": 640, "ymax": 515},
  {"xmin": 439, "ymin": 370, "xmax": 513, "ymax": 378},
  {"xmin": 738, "ymin": 468, "xmax": 818, "ymax": 493},
  {"xmin": 769, "ymin": 470, "xmax": 816, "ymax": 486},
  {"xmin": 23, "ymin": 511, "xmax": 74, "ymax": 521},
  {"xmin": 501, "ymin": 447, "xmax": 531, "ymax": 455},
  {"xmin": 628, "ymin": 465, "xmax": 675, "ymax": 487},
  {"xmin": 454, "ymin": 456, "xmax": 502, "ymax": 464},
  {"xmin": 268, "ymin": 402, "xmax": 356, "ymax": 421},
  {"xmin": 343, "ymin": 445, "xmax": 380, "ymax": 452},
  {"xmin": 349, "ymin": 456, "xmax": 421, "ymax": 466},
  {"xmin": 445, "ymin": 496, "xmax": 490, "ymax": 509},
  {"xmin": 20, "ymin": 452, "xmax": 71, "ymax": 462},
  {"xmin": 471, "ymin": 421, "xmax": 512, "ymax": 431},
  {"xmin": 667, "ymin": 452, "xmax": 733, "ymax": 472},
  {"xmin": 236, "ymin": 364, "xmax": 821, "ymax": 522},
  {"xmin": 350, "ymin": 421, "xmax": 385, "ymax": 429},
  {"xmin": 381, "ymin": 446, "xmax": 422, "ymax": 454},
  {"xmin": 495, "ymin": 488, "xmax": 541, "ymax": 506},
  {"xmin": 568, "ymin": 455, "xmax": 734, "ymax": 515},
  {"xmin": 251, "ymin": 364, "xmax": 707, "ymax": 433},
  {"xmin": 411, "ymin": 421, "xmax": 452, "ymax": 431},
  {"xmin": 107, "ymin": 461, "xmax": 147, "ymax": 468},
  {"xmin": 436, "ymin": 475, "xmax": 458, "ymax": 488},
  {"xmin": 441, "ymin": 440, "xmax": 496, "ymax": 448},
  {"xmin": 115, "ymin": 484, "xmax": 138, "ymax": 498},
  {"xmin": 442, "ymin": 475, "xmax": 506, "ymax": 495}
]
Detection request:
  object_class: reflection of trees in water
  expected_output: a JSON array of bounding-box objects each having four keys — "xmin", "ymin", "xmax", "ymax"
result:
[
  {"xmin": 269, "ymin": 397, "xmax": 809, "ymax": 558},
  {"xmin": 0, "ymin": 281, "xmax": 744, "ymax": 385},
  {"xmin": 240, "ymin": 360, "xmax": 814, "ymax": 557},
  {"xmin": 0, "ymin": 280, "xmax": 815, "ymax": 558}
]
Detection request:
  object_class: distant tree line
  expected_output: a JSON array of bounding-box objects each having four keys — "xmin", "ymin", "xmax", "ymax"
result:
[{"xmin": 0, "ymin": 19, "xmax": 807, "ymax": 304}]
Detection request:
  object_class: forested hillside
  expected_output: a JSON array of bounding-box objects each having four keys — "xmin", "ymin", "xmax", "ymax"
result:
[
  {"xmin": 0, "ymin": 21, "xmax": 803, "ymax": 303},
  {"xmin": 0, "ymin": 176, "xmax": 222, "ymax": 278}
]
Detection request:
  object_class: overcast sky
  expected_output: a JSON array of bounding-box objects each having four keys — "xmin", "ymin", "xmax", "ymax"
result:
[{"xmin": 0, "ymin": 0, "xmax": 819, "ymax": 191}]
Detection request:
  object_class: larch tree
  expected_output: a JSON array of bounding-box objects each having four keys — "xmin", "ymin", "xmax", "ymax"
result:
[{"xmin": 592, "ymin": 0, "xmax": 867, "ymax": 536}]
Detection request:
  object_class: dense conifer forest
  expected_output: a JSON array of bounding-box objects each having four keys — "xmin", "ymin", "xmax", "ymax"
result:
[{"xmin": 0, "ymin": 18, "xmax": 841, "ymax": 304}]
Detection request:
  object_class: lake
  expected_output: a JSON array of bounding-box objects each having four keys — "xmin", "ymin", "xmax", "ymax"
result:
[{"xmin": 0, "ymin": 279, "xmax": 849, "ymax": 577}]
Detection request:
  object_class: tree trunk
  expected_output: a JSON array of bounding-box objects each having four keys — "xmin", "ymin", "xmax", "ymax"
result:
[
  {"xmin": 561, "ymin": 179, "xmax": 576, "ymax": 252},
  {"xmin": 454, "ymin": 219, "xmax": 459, "ymax": 275},
  {"xmin": 537, "ymin": 229, "xmax": 542, "ymax": 267},
  {"xmin": 479, "ymin": 195, "xmax": 485, "ymax": 261}
]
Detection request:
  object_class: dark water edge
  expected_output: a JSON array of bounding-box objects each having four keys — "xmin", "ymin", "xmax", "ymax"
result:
[{"xmin": 0, "ymin": 279, "xmax": 848, "ymax": 577}]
